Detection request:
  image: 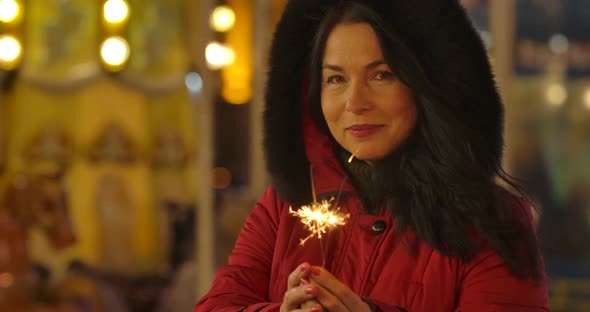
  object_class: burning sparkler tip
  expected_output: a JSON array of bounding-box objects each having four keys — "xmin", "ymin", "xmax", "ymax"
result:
[
  {"xmin": 348, "ymin": 149, "xmax": 359, "ymax": 163},
  {"xmin": 289, "ymin": 199, "xmax": 349, "ymax": 246}
]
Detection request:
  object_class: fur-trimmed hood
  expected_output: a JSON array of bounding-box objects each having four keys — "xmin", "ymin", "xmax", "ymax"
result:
[{"xmin": 264, "ymin": 0, "xmax": 503, "ymax": 206}]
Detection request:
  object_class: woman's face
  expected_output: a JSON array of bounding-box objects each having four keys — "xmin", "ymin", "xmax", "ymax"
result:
[{"xmin": 321, "ymin": 23, "xmax": 417, "ymax": 161}]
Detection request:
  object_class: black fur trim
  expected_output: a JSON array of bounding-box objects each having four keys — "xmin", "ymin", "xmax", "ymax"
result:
[{"xmin": 264, "ymin": 0, "xmax": 503, "ymax": 204}]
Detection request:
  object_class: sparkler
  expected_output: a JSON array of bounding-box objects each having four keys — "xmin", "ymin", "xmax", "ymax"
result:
[
  {"xmin": 347, "ymin": 149, "xmax": 358, "ymax": 163},
  {"xmin": 289, "ymin": 199, "xmax": 349, "ymax": 246},
  {"xmin": 289, "ymin": 150, "xmax": 358, "ymax": 267},
  {"xmin": 289, "ymin": 166, "xmax": 350, "ymax": 268}
]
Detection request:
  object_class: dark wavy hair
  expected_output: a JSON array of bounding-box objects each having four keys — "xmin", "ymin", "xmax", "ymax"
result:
[{"xmin": 307, "ymin": 1, "xmax": 543, "ymax": 280}]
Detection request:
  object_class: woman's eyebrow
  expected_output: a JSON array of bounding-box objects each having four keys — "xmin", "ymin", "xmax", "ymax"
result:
[
  {"xmin": 322, "ymin": 64, "xmax": 344, "ymax": 72},
  {"xmin": 365, "ymin": 60, "xmax": 386, "ymax": 69},
  {"xmin": 322, "ymin": 60, "xmax": 386, "ymax": 72}
]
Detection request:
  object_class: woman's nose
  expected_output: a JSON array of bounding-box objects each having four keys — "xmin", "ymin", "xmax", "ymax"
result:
[{"xmin": 345, "ymin": 83, "xmax": 372, "ymax": 114}]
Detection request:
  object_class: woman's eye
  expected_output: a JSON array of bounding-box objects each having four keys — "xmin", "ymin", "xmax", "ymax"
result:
[
  {"xmin": 373, "ymin": 71, "xmax": 395, "ymax": 80},
  {"xmin": 325, "ymin": 75, "xmax": 344, "ymax": 84}
]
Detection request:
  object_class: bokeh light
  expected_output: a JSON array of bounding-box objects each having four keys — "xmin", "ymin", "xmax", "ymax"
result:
[
  {"xmin": 548, "ymin": 34, "xmax": 569, "ymax": 54},
  {"xmin": 210, "ymin": 5, "xmax": 236, "ymax": 32},
  {"xmin": 211, "ymin": 167, "xmax": 232, "ymax": 189},
  {"xmin": 0, "ymin": 0, "xmax": 19, "ymax": 23},
  {"xmin": 185, "ymin": 72, "xmax": 203, "ymax": 95},
  {"xmin": 103, "ymin": 0, "xmax": 129, "ymax": 24},
  {"xmin": 0, "ymin": 273, "xmax": 14, "ymax": 288},
  {"xmin": 100, "ymin": 36, "xmax": 130, "ymax": 69},
  {"xmin": 205, "ymin": 42, "xmax": 235, "ymax": 70},
  {"xmin": 0, "ymin": 35, "xmax": 22, "ymax": 69},
  {"xmin": 546, "ymin": 84, "xmax": 567, "ymax": 107},
  {"xmin": 584, "ymin": 88, "xmax": 590, "ymax": 111}
]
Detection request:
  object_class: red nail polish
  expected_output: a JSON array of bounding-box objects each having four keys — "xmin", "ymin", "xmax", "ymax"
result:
[
  {"xmin": 299, "ymin": 264, "xmax": 308, "ymax": 272},
  {"xmin": 310, "ymin": 266, "xmax": 321, "ymax": 276},
  {"xmin": 304, "ymin": 286, "xmax": 313, "ymax": 294},
  {"xmin": 311, "ymin": 305, "xmax": 321, "ymax": 312}
]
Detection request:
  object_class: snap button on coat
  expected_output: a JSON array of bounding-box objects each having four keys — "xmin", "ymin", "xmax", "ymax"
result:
[{"xmin": 371, "ymin": 220, "xmax": 387, "ymax": 234}]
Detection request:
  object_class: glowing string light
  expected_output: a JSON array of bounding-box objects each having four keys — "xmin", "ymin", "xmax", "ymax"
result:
[
  {"xmin": 100, "ymin": 36, "xmax": 130, "ymax": 68},
  {"xmin": 210, "ymin": 5, "xmax": 235, "ymax": 32},
  {"xmin": 0, "ymin": 0, "xmax": 19, "ymax": 23},
  {"xmin": 103, "ymin": 0, "xmax": 129, "ymax": 24},
  {"xmin": 0, "ymin": 35, "xmax": 22, "ymax": 69}
]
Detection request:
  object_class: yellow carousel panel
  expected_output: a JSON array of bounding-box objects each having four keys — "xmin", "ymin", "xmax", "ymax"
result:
[
  {"xmin": 4, "ymin": 81, "xmax": 79, "ymax": 172},
  {"xmin": 123, "ymin": 0, "xmax": 188, "ymax": 93},
  {"xmin": 21, "ymin": 0, "xmax": 101, "ymax": 86}
]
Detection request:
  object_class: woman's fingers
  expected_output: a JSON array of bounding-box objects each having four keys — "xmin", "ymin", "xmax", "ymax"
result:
[
  {"xmin": 309, "ymin": 266, "xmax": 370, "ymax": 312},
  {"xmin": 300, "ymin": 273, "xmax": 323, "ymax": 312},
  {"xmin": 282, "ymin": 263, "xmax": 317, "ymax": 312},
  {"xmin": 303, "ymin": 281, "xmax": 347, "ymax": 312},
  {"xmin": 284, "ymin": 263, "xmax": 368, "ymax": 312},
  {"xmin": 300, "ymin": 300, "xmax": 324, "ymax": 312},
  {"xmin": 288, "ymin": 262, "xmax": 311, "ymax": 289},
  {"xmin": 291, "ymin": 303, "xmax": 324, "ymax": 312},
  {"xmin": 282, "ymin": 284, "xmax": 317, "ymax": 311}
]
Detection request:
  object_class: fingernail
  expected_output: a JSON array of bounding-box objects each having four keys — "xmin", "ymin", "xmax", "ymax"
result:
[
  {"xmin": 304, "ymin": 286, "xmax": 313, "ymax": 294},
  {"xmin": 310, "ymin": 266, "xmax": 321, "ymax": 276},
  {"xmin": 299, "ymin": 263, "xmax": 308, "ymax": 272},
  {"xmin": 311, "ymin": 305, "xmax": 321, "ymax": 312},
  {"xmin": 300, "ymin": 277, "xmax": 309, "ymax": 285}
]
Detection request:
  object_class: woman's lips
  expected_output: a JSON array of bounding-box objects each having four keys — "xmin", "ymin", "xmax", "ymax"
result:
[{"xmin": 346, "ymin": 124, "xmax": 384, "ymax": 138}]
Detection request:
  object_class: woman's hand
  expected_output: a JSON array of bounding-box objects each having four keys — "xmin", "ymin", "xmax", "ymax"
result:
[
  {"xmin": 280, "ymin": 262, "xmax": 324, "ymax": 312},
  {"xmin": 306, "ymin": 266, "xmax": 372, "ymax": 312}
]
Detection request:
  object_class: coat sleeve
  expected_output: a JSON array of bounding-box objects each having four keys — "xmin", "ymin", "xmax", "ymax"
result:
[
  {"xmin": 194, "ymin": 187, "xmax": 283, "ymax": 312},
  {"xmin": 454, "ymin": 248, "xmax": 550, "ymax": 312}
]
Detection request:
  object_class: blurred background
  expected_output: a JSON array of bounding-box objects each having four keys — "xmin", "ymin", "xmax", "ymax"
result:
[{"xmin": 0, "ymin": 0, "xmax": 588, "ymax": 311}]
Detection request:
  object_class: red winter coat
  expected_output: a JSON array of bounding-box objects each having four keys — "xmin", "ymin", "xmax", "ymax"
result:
[
  {"xmin": 195, "ymin": 0, "xmax": 549, "ymax": 310},
  {"xmin": 195, "ymin": 179, "xmax": 548, "ymax": 311},
  {"xmin": 195, "ymin": 122, "xmax": 549, "ymax": 311}
]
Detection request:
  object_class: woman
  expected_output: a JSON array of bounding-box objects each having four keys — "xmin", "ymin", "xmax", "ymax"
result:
[{"xmin": 195, "ymin": 1, "xmax": 549, "ymax": 311}]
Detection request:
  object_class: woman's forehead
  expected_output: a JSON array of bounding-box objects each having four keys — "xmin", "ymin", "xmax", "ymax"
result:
[{"xmin": 322, "ymin": 23, "xmax": 385, "ymax": 65}]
